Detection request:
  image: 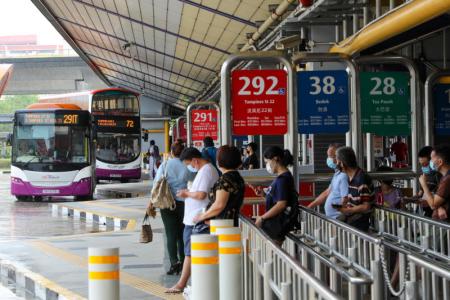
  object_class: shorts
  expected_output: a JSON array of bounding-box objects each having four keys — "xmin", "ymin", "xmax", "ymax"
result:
[{"xmin": 183, "ymin": 225, "xmax": 194, "ymax": 256}]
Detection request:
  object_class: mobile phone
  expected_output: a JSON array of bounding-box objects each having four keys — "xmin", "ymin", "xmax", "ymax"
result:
[{"xmin": 332, "ymin": 204, "xmax": 342, "ymax": 209}]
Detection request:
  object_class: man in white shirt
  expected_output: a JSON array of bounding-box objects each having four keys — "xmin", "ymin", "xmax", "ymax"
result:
[{"xmin": 166, "ymin": 147, "xmax": 219, "ymax": 294}]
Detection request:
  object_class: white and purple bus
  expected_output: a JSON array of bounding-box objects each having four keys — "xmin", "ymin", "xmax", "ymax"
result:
[
  {"xmin": 39, "ymin": 88, "xmax": 141, "ymax": 182},
  {"xmin": 11, "ymin": 103, "xmax": 95, "ymax": 201}
]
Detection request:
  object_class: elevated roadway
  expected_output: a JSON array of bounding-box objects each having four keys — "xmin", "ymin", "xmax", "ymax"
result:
[{"xmin": 0, "ymin": 56, "xmax": 106, "ymax": 95}]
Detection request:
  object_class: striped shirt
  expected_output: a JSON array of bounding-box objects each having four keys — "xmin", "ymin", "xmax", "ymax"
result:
[{"xmin": 348, "ymin": 168, "xmax": 374, "ymax": 208}]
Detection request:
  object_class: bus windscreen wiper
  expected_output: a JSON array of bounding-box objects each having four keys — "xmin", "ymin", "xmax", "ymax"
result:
[{"xmin": 22, "ymin": 156, "xmax": 40, "ymax": 168}]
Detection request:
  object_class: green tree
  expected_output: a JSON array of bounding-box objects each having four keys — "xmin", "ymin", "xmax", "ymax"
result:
[{"xmin": 0, "ymin": 95, "xmax": 38, "ymax": 113}]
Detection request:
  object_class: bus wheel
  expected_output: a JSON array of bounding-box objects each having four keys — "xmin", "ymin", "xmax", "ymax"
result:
[
  {"xmin": 75, "ymin": 194, "xmax": 93, "ymax": 201},
  {"xmin": 16, "ymin": 196, "xmax": 31, "ymax": 202},
  {"xmin": 33, "ymin": 196, "xmax": 43, "ymax": 202},
  {"xmin": 120, "ymin": 179, "xmax": 129, "ymax": 183}
]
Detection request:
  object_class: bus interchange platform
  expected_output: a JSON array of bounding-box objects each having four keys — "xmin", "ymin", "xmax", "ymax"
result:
[{"xmin": 0, "ymin": 191, "xmax": 184, "ymax": 300}]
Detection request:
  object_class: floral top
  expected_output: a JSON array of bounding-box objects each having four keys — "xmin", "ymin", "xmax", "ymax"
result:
[{"xmin": 207, "ymin": 171, "xmax": 245, "ymax": 226}]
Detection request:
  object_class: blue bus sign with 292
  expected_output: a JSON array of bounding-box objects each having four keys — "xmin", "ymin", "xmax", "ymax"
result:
[{"xmin": 297, "ymin": 70, "xmax": 349, "ymax": 134}]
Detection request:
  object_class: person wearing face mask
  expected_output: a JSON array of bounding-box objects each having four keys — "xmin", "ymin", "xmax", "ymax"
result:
[
  {"xmin": 335, "ymin": 147, "xmax": 374, "ymax": 232},
  {"xmin": 307, "ymin": 144, "xmax": 348, "ymax": 219},
  {"xmin": 193, "ymin": 145, "xmax": 245, "ymax": 226},
  {"xmin": 419, "ymin": 145, "xmax": 450, "ymax": 221},
  {"xmin": 147, "ymin": 142, "xmax": 195, "ymax": 276},
  {"xmin": 416, "ymin": 146, "xmax": 441, "ymax": 217},
  {"xmin": 251, "ymin": 146, "xmax": 298, "ymax": 244},
  {"xmin": 165, "ymin": 147, "xmax": 219, "ymax": 294},
  {"xmin": 242, "ymin": 142, "xmax": 259, "ymax": 170}
]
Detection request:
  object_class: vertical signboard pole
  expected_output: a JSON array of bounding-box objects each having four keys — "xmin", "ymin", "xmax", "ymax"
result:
[
  {"xmin": 424, "ymin": 71, "xmax": 450, "ymax": 146},
  {"xmin": 292, "ymin": 53, "xmax": 359, "ymax": 164},
  {"xmin": 186, "ymin": 102, "xmax": 221, "ymax": 147},
  {"xmin": 355, "ymin": 56, "xmax": 420, "ymax": 190},
  {"xmin": 220, "ymin": 51, "xmax": 298, "ymax": 189}
]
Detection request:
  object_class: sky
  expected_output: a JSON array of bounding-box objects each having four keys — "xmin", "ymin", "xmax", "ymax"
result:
[{"xmin": 0, "ymin": 0, "xmax": 70, "ymax": 46}]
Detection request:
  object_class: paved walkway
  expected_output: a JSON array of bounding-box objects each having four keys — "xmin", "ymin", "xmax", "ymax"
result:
[{"xmin": 0, "ymin": 195, "xmax": 184, "ymax": 300}]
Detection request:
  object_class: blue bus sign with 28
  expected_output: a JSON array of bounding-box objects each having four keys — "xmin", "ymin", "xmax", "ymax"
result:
[{"xmin": 297, "ymin": 70, "xmax": 349, "ymax": 134}]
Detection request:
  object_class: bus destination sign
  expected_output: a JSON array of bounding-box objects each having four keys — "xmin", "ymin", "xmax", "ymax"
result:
[
  {"xmin": 19, "ymin": 113, "xmax": 81, "ymax": 125},
  {"xmin": 97, "ymin": 118, "xmax": 136, "ymax": 128}
]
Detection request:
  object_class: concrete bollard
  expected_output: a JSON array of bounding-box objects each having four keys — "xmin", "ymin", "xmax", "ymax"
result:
[
  {"xmin": 88, "ymin": 247, "xmax": 120, "ymax": 300},
  {"xmin": 191, "ymin": 234, "xmax": 219, "ymax": 300},
  {"xmin": 210, "ymin": 219, "xmax": 234, "ymax": 235},
  {"xmin": 217, "ymin": 227, "xmax": 242, "ymax": 300}
]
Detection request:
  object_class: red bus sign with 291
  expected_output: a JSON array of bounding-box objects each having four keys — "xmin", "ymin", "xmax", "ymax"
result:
[
  {"xmin": 231, "ymin": 69, "xmax": 288, "ymax": 135},
  {"xmin": 191, "ymin": 109, "xmax": 218, "ymax": 141}
]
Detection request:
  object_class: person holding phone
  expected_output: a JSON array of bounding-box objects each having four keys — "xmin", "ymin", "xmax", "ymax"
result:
[
  {"xmin": 307, "ymin": 144, "xmax": 348, "ymax": 219},
  {"xmin": 250, "ymin": 146, "xmax": 298, "ymax": 245}
]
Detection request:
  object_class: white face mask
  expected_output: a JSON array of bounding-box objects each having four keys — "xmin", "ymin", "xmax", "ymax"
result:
[{"xmin": 266, "ymin": 160, "xmax": 275, "ymax": 175}]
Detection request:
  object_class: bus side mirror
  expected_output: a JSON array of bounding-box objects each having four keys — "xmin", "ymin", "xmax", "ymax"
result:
[{"xmin": 6, "ymin": 133, "xmax": 12, "ymax": 146}]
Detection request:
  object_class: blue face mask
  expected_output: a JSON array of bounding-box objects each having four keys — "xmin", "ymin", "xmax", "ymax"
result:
[
  {"xmin": 187, "ymin": 164, "xmax": 198, "ymax": 173},
  {"xmin": 421, "ymin": 165, "xmax": 431, "ymax": 174},
  {"xmin": 326, "ymin": 157, "xmax": 337, "ymax": 170},
  {"xmin": 430, "ymin": 160, "xmax": 437, "ymax": 171}
]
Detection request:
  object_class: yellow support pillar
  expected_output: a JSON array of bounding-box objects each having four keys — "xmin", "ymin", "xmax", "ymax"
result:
[{"xmin": 164, "ymin": 120, "xmax": 170, "ymax": 153}]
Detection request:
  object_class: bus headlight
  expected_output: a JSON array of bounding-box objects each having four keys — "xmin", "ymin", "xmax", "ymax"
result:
[{"xmin": 11, "ymin": 177, "xmax": 24, "ymax": 184}]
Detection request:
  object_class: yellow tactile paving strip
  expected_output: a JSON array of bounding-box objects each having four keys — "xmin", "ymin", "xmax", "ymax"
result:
[{"xmin": 30, "ymin": 240, "xmax": 183, "ymax": 300}]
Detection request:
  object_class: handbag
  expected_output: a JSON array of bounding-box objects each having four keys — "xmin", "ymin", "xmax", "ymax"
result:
[
  {"xmin": 192, "ymin": 221, "xmax": 210, "ymax": 234},
  {"xmin": 151, "ymin": 161, "xmax": 176, "ymax": 210},
  {"xmin": 139, "ymin": 214, "xmax": 153, "ymax": 243}
]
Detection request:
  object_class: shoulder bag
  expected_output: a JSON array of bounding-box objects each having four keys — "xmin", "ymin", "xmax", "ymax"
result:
[{"xmin": 151, "ymin": 161, "xmax": 176, "ymax": 210}]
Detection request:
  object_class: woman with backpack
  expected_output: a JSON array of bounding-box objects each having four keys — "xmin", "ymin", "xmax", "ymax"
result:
[{"xmin": 250, "ymin": 146, "xmax": 298, "ymax": 245}]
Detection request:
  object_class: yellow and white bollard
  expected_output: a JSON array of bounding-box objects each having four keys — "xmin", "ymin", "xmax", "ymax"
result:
[
  {"xmin": 191, "ymin": 234, "xmax": 219, "ymax": 300},
  {"xmin": 210, "ymin": 219, "xmax": 234, "ymax": 235},
  {"xmin": 88, "ymin": 247, "xmax": 120, "ymax": 300},
  {"xmin": 217, "ymin": 227, "xmax": 242, "ymax": 300}
]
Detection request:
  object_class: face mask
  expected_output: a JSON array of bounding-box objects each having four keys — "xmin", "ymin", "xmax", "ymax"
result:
[
  {"xmin": 187, "ymin": 164, "xmax": 198, "ymax": 173},
  {"xmin": 430, "ymin": 160, "xmax": 437, "ymax": 171},
  {"xmin": 266, "ymin": 161, "xmax": 275, "ymax": 175},
  {"xmin": 421, "ymin": 165, "xmax": 431, "ymax": 174},
  {"xmin": 326, "ymin": 157, "xmax": 337, "ymax": 170}
]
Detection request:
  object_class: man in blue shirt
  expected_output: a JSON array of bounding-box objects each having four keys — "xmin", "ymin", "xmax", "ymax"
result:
[{"xmin": 308, "ymin": 144, "xmax": 348, "ymax": 219}]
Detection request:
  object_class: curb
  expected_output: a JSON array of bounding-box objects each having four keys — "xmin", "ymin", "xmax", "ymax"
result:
[
  {"xmin": 51, "ymin": 204, "xmax": 136, "ymax": 231},
  {"xmin": 0, "ymin": 259, "xmax": 85, "ymax": 300},
  {"xmin": 95, "ymin": 188, "xmax": 146, "ymax": 198}
]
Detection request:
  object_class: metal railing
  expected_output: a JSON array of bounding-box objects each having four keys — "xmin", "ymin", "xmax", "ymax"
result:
[
  {"xmin": 298, "ymin": 206, "xmax": 385, "ymax": 300},
  {"xmin": 239, "ymin": 215, "xmax": 342, "ymax": 300},
  {"xmin": 284, "ymin": 233, "xmax": 373, "ymax": 300},
  {"xmin": 373, "ymin": 206, "xmax": 450, "ymax": 263}
]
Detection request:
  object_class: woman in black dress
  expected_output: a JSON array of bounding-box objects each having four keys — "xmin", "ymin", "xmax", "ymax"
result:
[{"xmin": 193, "ymin": 145, "xmax": 245, "ymax": 226}]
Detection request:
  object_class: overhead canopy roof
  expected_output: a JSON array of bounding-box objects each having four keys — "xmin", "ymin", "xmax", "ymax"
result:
[
  {"xmin": 0, "ymin": 64, "xmax": 13, "ymax": 97},
  {"xmin": 32, "ymin": 0, "xmax": 288, "ymax": 109}
]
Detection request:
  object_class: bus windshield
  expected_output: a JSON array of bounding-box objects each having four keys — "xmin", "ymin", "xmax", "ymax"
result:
[
  {"xmin": 92, "ymin": 93, "xmax": 139, "ymax": 115},
  {"xmin": 96, "ymin": 133, "xmax": 140, "ymax": 164},
  {"xmin": 12, "ymin": 125, "xmax": 89, "ymax": 164}
]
